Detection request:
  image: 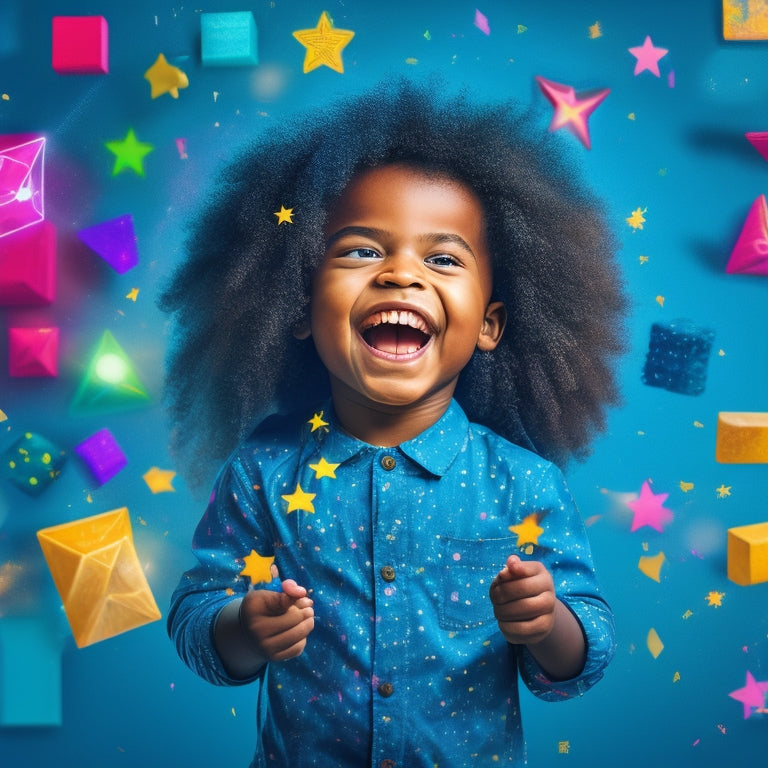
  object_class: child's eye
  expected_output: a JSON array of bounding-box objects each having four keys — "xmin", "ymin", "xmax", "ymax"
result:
[
  {"xmin": 425, "ymin": 254, "xmax": 461, "ymax": 268},
  {"xmin": 343, "ymin": 247, "xmax": 381, "ymax": 260}
]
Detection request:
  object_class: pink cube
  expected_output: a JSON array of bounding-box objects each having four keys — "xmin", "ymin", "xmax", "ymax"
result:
[
  {"xmin": 8, "ymin": 327, "xmax": 59, "ymax": 377},
  {"xmin": 0, "ymin": 220, "xmax": 56, "ymax": 306},
  {"xmin": 0, "ymin": 134, "xmax": 45, "ymax": 238},
  {"xmin": 52, "ymin": 16, "xmax": 109, "ymax": 74}
]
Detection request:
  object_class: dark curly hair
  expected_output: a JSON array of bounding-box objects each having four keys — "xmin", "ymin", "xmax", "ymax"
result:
[{"xmin": 159, "ymin": 77, "xmax": 627, "ymax": 488}]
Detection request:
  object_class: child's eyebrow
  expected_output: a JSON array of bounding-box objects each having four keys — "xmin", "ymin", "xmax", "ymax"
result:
[{"xmin": 325, "ymin": 226, "xmax": 477, "ymax": 262}]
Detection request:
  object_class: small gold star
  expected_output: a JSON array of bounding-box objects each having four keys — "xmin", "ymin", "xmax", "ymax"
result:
[
  {"xmin": 282, "ymin": 483, "xmax": 316, "ymax": 514},
  {"xmin": 143, "ymin": 53, "xmax": 189, "ymax": 99},
  {"xmin": 309, "ymin": 457, "xmax": 340, "ymax": 479},
  {"xmin": 308, "ymin": 412, "xmax": 329, "ymax": 432},
  {"xmin": 679, "ymin": 481, "xmax": 694, "ymax": 492},
  {"xmin": 274, "ymin": 205, "xmax": 294, "ymax": 225},
  {"xmin": 292, "ymin": 11, "xmax": 355, "ymax": 74},
  {"xmin": 716, "ymin": 484, "xmax": 732, "ymax": 498},
  {"xmin": 142, "ymin": 466, "xmax": 177, "ymax": 493},
  {"xmin": 626, "ymin": 206, "xmax": 647, "ymax": 230},
  {"xmin": 126, "ymin": 287, "xmax": 139, "ymax": 302},
  {"xmin": 705, "ymin": 590, "xmax": 725, "ymax": 607},
  {"xmin": 239, "ymin": 549, "xmax": 275, "ymax": 585},
  {"xmin": 509, "ymin": 513, "xmax": 544, "ymax": 547}
]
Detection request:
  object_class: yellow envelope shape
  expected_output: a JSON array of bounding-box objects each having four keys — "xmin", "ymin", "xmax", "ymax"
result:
[{"xmin": 37, "ymin": 507, "xmax": 161, "ymax": 648}]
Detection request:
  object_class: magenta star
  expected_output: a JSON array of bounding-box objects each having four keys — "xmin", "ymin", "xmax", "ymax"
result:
[
  {"xmin": 629, "ymin": 35, "xmax": 668, "ymax": 77},
  {"xmin": 729, "ymin": 671, "xmax": 768, "ymax": 719},
  {"xmin": 627, "ymin": 480, "xmax": 673, "ymax": 533},
  {"xmin": 535, "ymin": 76, "xmax": 609, "ymax": 150}
]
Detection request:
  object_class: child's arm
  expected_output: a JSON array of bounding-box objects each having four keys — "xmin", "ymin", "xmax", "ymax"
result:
[
  {"xmin": 489, "ymin": 555, "xmax": 586, "ymax": 681},
  {"xmin": 214, "ymin": 579, "xmax": 315, "ymax": 680}
]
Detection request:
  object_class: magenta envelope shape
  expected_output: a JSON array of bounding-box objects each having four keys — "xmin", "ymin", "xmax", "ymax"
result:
[
  {"xmin": 0, "ymin": 134, "xmax": 45, "ymax": 238},
  {"xmin": 77, "ymin": 214, "xmax": 138, "ymax": 274},
  {"xmin": 727, "ymin": 194, "xmax": 768, "ymax": 276}
]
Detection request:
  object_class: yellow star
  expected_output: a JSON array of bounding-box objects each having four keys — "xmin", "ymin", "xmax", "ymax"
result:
[
  {"xmin": 144, "ymin": 53, "xmax": 189, "ymax": 99},
  {"xmin": 105, "ymin": 128, "xmax": 154, "ymax": 177},
  {"xmin": 126, "ymin": 287, "xmax": 139, "ymax": 302},
  {"xmin": 239, "ymin": 549, "xmax": 275, "ymax": 585},
  {"xmin": 705, "ymin": 590, "xmax": 725, "ymax": 607},
  {"xmin": 626, "ymin": 206, "xmax": 647, "ymax": 230},
  {"xmin": 716, "ymin": 484, "xmax": 732, "ymax": 498},
  {"xmin": 274, "ymin": 205, "xmax": 294, "ymax": 225},
  {"xmin": 282, "ymin": 483, "xmax": 316, "ymax": 514},
  {"xmin": 509, "ymin": 513, "xmax": 544, "ymax": 547},
  {"xmin": 142, "ymin": 466, "xmax": 177, "ymax": 493},
  {"xmin": 309, "ymin": 457, "xmax": 340, "ymax": 479},
  {"xmin": 308, "ymin": 411, "xmax": 329, "ymax": 432},
  {"xmin": 292, "ymin": 11, "xmax": 355, "ymax": 74}
]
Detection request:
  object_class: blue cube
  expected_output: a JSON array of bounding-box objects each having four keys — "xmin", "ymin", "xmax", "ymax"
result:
[
  {"xmin": 201, "ymin": 12, "xmax": 258, "ymax": 67},
  {"xmin": 642, "ymin": 319, "xmax": 715, "ymax": 396}
]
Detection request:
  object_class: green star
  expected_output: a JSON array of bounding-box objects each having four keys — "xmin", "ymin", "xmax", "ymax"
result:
[{"xmin": 105, "ymin": 128, "xmax": 154, "ymax": 177}]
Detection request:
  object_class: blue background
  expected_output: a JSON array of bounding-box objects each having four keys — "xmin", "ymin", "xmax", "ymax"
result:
[{"xmin": 1, "ymin": 1, "xmax": 767, "ymax": 765}]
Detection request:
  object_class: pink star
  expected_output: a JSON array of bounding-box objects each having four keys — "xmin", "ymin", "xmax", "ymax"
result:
[
  {"xmin": 629, "ymin": 35, "xmax": 668, "ymax": 77},
  {"xmin": 627, "ymin": 480, "xmax": 673, "ymax": 532},
  {"xmin": 729, "ymin": 671, "xmax": 768, "ymax": 719},
  {"xmin": 535, "ymin": 76, "xmax": 609, "ymax": 150}
]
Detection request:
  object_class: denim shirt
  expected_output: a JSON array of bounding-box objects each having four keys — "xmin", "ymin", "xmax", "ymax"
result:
[{"xmin": 168, "ymin": 400, "xmax": 615, "ymax": 767}]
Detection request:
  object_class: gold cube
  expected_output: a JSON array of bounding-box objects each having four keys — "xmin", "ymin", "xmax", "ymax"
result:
[
  {"xmin": 716, "ymin": 412, "xmax": 768, "ymax": 463},
  {"xmin": 728, "ymin": 522, "xmax": 768, "ymax": 586}
]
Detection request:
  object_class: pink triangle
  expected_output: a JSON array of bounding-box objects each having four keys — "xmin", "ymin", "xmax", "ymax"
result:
[
  {"xmin": 77, "ymin": 214, "xmax": 138, "ymax": 274},
  {"xmin": 726, "ymin": 195, "xmax": 768, "ymax": 276},
  {"xmin": 746, "ymin": 132, "xmax": 768, "ymax": 163}
]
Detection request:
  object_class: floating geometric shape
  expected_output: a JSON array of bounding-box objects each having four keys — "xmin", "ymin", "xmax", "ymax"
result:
[
  {"xmin": 51, "ymin": 16, "xmax": 108, "ymax": 74},
  {"xmin": 716, "ymin": 412, "xmax": 768, "ymax": 463},
  {"xmin": 726, "ymin": 194, "xmax": 768, "ymax": 276},
  {"xmin": 0, "ymin": 617, "xmax": 62, "ymax": 726},
  {"xmin": 0, "ymin": 134, "xmax": 45, "ymax": 238},
  {"xmin": 0, "ymin": 219, "xmax": 56, "ymax": 306},
  {"xmin": 77, "ymin": 214, "xmax": 138, "ymax": 274},
  {"xmin": 728, "ymin": 521, "xmax": 768, "ymax": 586},
  {"xmin": 0, "ymin": 431, "xmax": 66, "ymax": 496},
  {"xmin": 70, "ymin": 330, "xmax": 150, "ymax": 414},
  {"xmin": 37, "ymin": 507, "xmax": 162, "ymax": 648},
  {"xmin": 723, "ymin": 1, "xmax": 768, "ymax": 40},
  {"xmin": 8, "ymin": 326, "xmax": 59, "ymax": 377},
  {"xmin": 641, "ymin": 319, "xmax": 715, "ymax": 396},
  {"xmin": 201, "ymin": 12, "xmax": 259, "ymax": 67},
  {"xmin": 647, "ymin": 627, "xmax": 664, "ymax": 658},
  {"xmin": 745, "ymin": 131, "xmax": 768, "ymax": 162},
  {"xmin": 292, "ymin": 11, "xmax": 355, "ymax": 74},
  {"xmin": 143, "ymin": 53, "xmax": 189, "ymax": 99},
  {"xmin": 638, "ymin": 551, "xmax": 666, "ymax": 582},
  {"xmin": 74, "ymin": 428, "xmax": 128, "ymax": 485}
]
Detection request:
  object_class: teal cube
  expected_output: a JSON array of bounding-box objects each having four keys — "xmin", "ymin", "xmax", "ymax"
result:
[{"xmin": 201, "ymin": 12, "xmax": 258, "ymax": 67}]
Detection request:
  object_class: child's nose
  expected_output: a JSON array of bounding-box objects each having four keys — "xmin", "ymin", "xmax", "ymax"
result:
[{"xmin": 375, "ymin": 251, "xmax": 425, "ymax": 289}]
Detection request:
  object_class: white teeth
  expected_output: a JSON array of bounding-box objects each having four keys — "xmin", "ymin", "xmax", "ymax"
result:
[{"xmin": 365, "ymin": 310, "xmax": 430, "ymax": 333}]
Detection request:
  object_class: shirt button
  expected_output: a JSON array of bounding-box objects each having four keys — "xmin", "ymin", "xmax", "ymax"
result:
[
  {"xmin": 377, "ymin": 682, "xmax": 394, "ymax": 697},
  {"xmin": 380, "ymin": 565, "xmax": 396, "ymax": 582},
  {"xmin": 381, "ymin": 455, "xmax": 396, "ymax": 470}
]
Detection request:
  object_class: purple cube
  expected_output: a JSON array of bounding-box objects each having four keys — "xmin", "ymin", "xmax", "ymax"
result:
[{"xmin": 74, "ymin": 428, "xmax": 127, "ymax": 485}]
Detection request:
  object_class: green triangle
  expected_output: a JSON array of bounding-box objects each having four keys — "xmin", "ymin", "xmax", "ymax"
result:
[{"xmin": 70, "ymin": 330, "xmax": 151, "ymax": 414}]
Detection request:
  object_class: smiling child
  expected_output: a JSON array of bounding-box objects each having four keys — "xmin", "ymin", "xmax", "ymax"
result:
[{"xmin": 164, "ymin": 79, "xmax": 626, "ymax": 767}]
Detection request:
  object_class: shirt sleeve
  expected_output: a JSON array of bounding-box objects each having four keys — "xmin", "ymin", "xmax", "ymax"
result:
[
  {"xmin": 167, "ymin": 454, "xmax": 276, "ymax": 687},
  {"xmin": 515, "ymin": 463, "xmax": 616, "ymax": 701}
]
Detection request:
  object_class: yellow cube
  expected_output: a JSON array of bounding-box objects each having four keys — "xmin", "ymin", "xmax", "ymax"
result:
[
  {"xmin": 716, "ymin": 412, "xmax": 768, "ymax": 463},
  {"xmin": 728, "ymin": 522, "xmax": 768, "ymax": 586},
  {"xmin": 724, "ymin": 0, "xmax": 768, "ymax": 40}
]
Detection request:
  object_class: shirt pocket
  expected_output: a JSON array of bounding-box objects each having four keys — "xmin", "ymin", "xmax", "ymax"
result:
[{"xmin": 436, "ymin": 535, "xmax": 516, "ymax": 632}]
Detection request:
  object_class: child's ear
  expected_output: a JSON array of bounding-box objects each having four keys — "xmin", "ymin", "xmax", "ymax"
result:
[
  {"xmin": 476, "ymin": 301, "xmax": 506, "ymax": 352},
  {"xmin": 293, "ymin": 319, "xmax": 311, "ymax": 340}
]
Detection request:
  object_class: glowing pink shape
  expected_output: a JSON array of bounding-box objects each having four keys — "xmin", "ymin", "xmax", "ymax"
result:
[
  {"xmin": 8, "ymin": 327, "xmax": 59, "ymax": 378},
  {"xmin": 535, "ymin": 76, "xmax": 609, "ymax": 150},
  {"xmin": 746, "ymin": 131, "xmax": 768, "ymax": 163},
  {"xmin": 628, "ymin": 35, "xmax": 668, "ymax": 77},
  {"xmin": 627, "ymin": 480, "xmax": 673, "ymax": 533},
  {"xmin": 728, "ymin": 671, "xmax": 768, "ymax": 719},
  {"xmin": 52, "ymin": 16, "xmax": 109, "ymax": 74},
  {"xmin": 727, "ymin": 194, "xmax": 768, "ymax": 276},
  {"xmin": 0, "ymin": 220, "xmax": 56, "ymax": 306},
  {"xmin": 0, "ymin": 134, "xmax": 45, "ymax": 238},
  {"xmin": 474, "ymin": 9, "xmax": 490, "ymax": 35},
  {"xmin": 77, "ymin": 214, "xmax": 138, "ymax": 274}
]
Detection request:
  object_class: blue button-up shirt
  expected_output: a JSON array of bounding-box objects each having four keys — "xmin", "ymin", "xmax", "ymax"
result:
[{"xmin": 168, "ymin": 400, "xmax": 615, "ymax": 767}]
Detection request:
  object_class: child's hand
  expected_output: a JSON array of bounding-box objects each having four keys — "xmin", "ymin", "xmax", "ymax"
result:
[
  {"xmin": 489, "ymin": 555, "xmax": 557, "ymax": 646},
  {"xmin": 239, "ymin": 578, "xmax": 315, "ymax": 662}
]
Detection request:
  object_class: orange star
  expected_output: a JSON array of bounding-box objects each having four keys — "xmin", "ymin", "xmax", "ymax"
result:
[
  {"xmin": 292, "ymin": 12, "xmax": 355, "ymax": 74},
  {"xmin": 509, "ymin": 513, "xmax": 544, "ymax": 547}
]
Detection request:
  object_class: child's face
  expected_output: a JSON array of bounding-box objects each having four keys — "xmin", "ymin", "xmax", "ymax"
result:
[{"xmin": 305, "ymin": 163, "xmax": 506, "ymax": 425}]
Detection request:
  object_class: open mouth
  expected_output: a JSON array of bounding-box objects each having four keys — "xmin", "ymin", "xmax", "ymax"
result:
[{"xmin": 360, "ymin": 309, "xmax": 434, "ymax": 356}]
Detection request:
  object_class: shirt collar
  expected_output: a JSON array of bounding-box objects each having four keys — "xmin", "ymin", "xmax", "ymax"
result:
[{"xmin": 302, "ymin": 399, "xmax": 470, "ymax": 478}]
